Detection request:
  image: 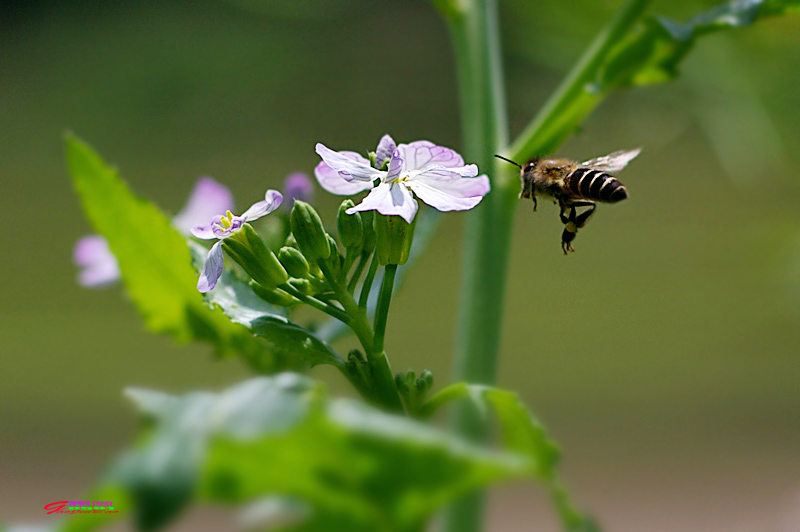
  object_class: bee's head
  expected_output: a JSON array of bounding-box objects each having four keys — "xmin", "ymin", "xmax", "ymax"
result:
[{"xmin": 523, "ymin": 158, "xmax": 539, "ymax": 174}]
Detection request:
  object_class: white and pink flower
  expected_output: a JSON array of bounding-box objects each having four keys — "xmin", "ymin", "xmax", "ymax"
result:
[{"xmin": 314, "ymin": 135, "xmax": 490, "ymax": 223}]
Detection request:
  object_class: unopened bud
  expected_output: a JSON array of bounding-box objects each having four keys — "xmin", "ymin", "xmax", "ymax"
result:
[
  {"xmin": 360, "ymin": 211, "xmax": 376, "ymax": 255},
  {"xmin": 288, "ymin": 278, "xmax": 313, "ymax": 295},
  {"xmin": 416, "ymin": 369, "xmax": 434, "ymax": 394},
  {"xmin": 375, "ymin": 214, "xmax": 416, "ymax": 265},
  {"xmin": 337, "ymin": 200, "xmax": 363, "ymax": 251},
  {"xmin": 290, "ymin": 201, "xmax": 330, "ymax": 263},
  {"xmin": 223, "ymin": 224, "xmax": 288, "ymax": 289},
  {"xmin": 324, "ymin": 234, "xmax": 342, "ymax": 278},
  {"xmin": 278, "ymin": 246, "xmax": 310, "ymax": 279},
  {"xmin": 250, "ymin": 282, "xmax": 299, "ymax": 307}
]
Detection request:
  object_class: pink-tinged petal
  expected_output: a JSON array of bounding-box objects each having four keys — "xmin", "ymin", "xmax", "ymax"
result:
[
  {"xmin": 346, "ymin": 182, "xmax": 418, "ymax": 223},
  {"xmin": 314, "ymin": 154, "xmax": 374, "ymax": 196},
  {"xmin": 282, "ymin": 172, "xmax": 314, "ymax": 206},
  {"xmin": 385, "ymin": 150, "xmax": 404, "ymax": 182},
  {"xmin": 315, "ymin": 143, "xmax": 383, "ymax": 182},
  {"xmin": 397, "ymin": 141, "xmax": 465, "ymax": 170},
  {"xmin": 191, "ymin": 224, "xmax": 217, "ymax": 240},
  {"xmin": 407, "ymin": 180, "xmax": 486, "ymax": 212},
  {"xmin": 374, "ymin": 134, "xmax": 397, "ymax": 168},
  {"xmin": 172, "ymin": 177, "xmax": 235, "ymax": 234},
  {"xmin": 74, "ymin": 235, "xmax": 120, "ymax": 287},
  {"xmin": 413, "ymin": 167, "xmax": 489, "ymax": 197},
  {"xmin": 242, "ymin": 190, "xmax": 283, "ymax": 221},
  {"xmin": 197, "ymin": 241, "xmax": 224, "ymax": 293}
]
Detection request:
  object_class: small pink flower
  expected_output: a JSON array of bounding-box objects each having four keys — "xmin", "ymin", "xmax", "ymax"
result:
[
  {"xmin": 190, "ymin": 190, "xmax": 283, "ymax": 293},
  {"xmin": 314, "ymin": 134, "xmax": 490, "ymax": 223},
  {"xmin": 74, "ymin": 177, "xmax": 234, "ymax": 288}
]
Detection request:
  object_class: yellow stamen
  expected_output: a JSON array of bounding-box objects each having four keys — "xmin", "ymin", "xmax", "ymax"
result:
[{"xmin": 219, "ymin": 210, "xmax": 234, "ymax": 229}]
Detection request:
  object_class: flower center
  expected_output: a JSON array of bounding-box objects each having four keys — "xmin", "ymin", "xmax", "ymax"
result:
[{"xmin": 218, "ymin": 210, "xmax": 235, "ymax": 229}]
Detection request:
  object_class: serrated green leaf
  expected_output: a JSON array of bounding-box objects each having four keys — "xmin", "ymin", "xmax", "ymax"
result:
[
  {"xmin": 420, "ymin": 384, "xmax": 597, "ymax": 532},
  {"xmin": 108, "ymin": 376, "xmax": 317, "ymax": 531},
  {"xmin": 66, "ymin": 135, "xmax": 267, "ymax": 362},
  {"xmin": 202, "ymin": 397, "xmax": 529, "ymax": 532},
  {"xmin": 510, "ymin": 0, "xmax": 799, "ymax": 160},
  {"xmin": 250, "ymin": 316, "xmax": 345, "ymax": 372},
  {"xmin": 600, "ymin": 0, "xmax": 800, "ymax": 90},
  {"xmin": 104, "ymin": 375, "xmax": 528, "ymax": 532}
]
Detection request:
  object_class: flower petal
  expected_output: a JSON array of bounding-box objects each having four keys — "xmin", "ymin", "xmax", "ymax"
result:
[
  {"xmin": 315, "ymin": 143, "xmax": 384, "ymax": 182},
  {"xmin": 314, "ymin": 154, "xmax": 374, "ymax": 196},
  {"xmin": 73, "ymin": 235, "xmax": 120, "ymax": 287},
  {"xmin": 242, "ymin": 190, "xmax": 283, "ymax": 222},
  {"xmin": 396, "ymin": 141, "xmax": 465, "ymax": 170},
  {"xmin": 346, "ymin": 182, "xmax": 418, "ymax": 223},
  {"xmin": 197, "ymin": 241, "xmax": 224, "ymax": 293},
  {"xmin": 282, "ymin": 172, "xmax": 314, "ymax": 206},
  {"xmin": 385, "ymin": 149, "xmax": 404, "ymax": 182},
  {"xmin": 413, "ymin": 166, "xmax": 489, "ymax": 196},
  {"xmin": 191, "ymin": 224, "xmax": 217, "ymax": 240},
  {"xmin": 374, "ymin": 134, "xmax": 397, "ymax": 168},
  {"xmin": 407, "ymin": 179, "xmax": 487, "ymax": 212},
  {"xmin": 171, "ymin": 177, "xmax": 235, "ymax": 234}
]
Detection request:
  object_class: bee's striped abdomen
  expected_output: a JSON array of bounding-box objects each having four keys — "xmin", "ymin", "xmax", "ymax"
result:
[{"xmin": 566, "ymin": 168, "xmax": 628, "ymax": 203}]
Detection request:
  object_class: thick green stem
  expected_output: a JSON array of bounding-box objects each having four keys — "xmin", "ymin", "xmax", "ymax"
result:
[
  {"xmin": 442, "ymin": 1, "xmax": 652, "ymax": 531},
  {"xmin": 442, "ymin": 0, "xmax": 509, "ymax": 530}
]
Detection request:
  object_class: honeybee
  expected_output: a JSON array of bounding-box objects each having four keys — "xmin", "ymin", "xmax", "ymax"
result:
[{"xmin": 496, "ymin": 148, "xmax": 640, "ymax": 254}]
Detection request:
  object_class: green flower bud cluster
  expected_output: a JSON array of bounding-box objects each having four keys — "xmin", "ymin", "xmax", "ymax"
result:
[
  {"xmin": 395, "ymin": 369, "xmax": 434, "ymax": 415},
  {"xmin": 218, "ymin": 196, "xmax": 417, "ymax": 415}
]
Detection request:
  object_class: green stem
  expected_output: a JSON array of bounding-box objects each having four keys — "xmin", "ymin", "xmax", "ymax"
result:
[
  {"xmin": 319, "ymin": 259, "xmax": 404, "ymax": 413},
  {"xmin": 372, "ymin": 264, "xmax": 397, "ymax": 355},
  {"xmin": 442, "ymin": 1, "xmax": 652, "ymax": 531},
  {"xmin": 442, "ymin": 1, "xmax": 508, "ymax": 530},
  {"xmin": 279, "ymin": 284, "xmax": 350, "ymax": 323},
  {"xmin": 358, "ymin": 253, "xmax": 380, "ymax": 311},
  {"xmin": 508, "ymin": 0, "xmax": 653, "ymax": 161},
  {"xmin": 347, "ymin": 251, "xmax": 370, "ymax": 293}
]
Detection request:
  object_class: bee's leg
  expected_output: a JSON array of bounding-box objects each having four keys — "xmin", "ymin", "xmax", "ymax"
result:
[
  {"xmin": 561, "ymin": 206, "xmax": 578, "ymax": 254},
  {"xmin": 574, "ymin": 203, "xmax": 596, "ymax": 228},
  {"xmin": 558, "ymin": 202, "xmax": 572, "ymax": 225}
]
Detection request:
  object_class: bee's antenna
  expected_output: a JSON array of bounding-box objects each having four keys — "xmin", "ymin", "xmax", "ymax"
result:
[{"xmin": 494, "ymin": 154, "xmax": 522, "ymax": 169}]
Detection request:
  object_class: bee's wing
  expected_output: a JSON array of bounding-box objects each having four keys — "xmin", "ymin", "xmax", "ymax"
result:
[{"xmin": 581, "ymin": 148, "xmax": 641, "ymax": 173}]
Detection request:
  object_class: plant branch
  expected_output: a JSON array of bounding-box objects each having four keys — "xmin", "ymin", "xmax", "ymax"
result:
[{"xmin": 508, "ymin": 0, "xmax": 653, "ymax": 161}]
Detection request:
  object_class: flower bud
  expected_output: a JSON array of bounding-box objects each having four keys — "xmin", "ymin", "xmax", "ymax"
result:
[
  {"xmin": 395, "ymin": 371, "xmax": 412, "ymax": 395},
  {"xmin": 375, "ymin": 214, "xmax": 416, "ymax": 266},
  {"xmin": 360, "ymin": 211, "xmax": 376, "ymax": 255},
  {"xmin": 223, "ymin": 224, "xmax": 288, "ymax": 289},
  {"xmin": 250, "ymin": 282, "xmax": 299, "ymax": 307},
  {"xmin": 278, "ymin": 246, "xmax": 310, "ymax": 279},
  {"xmin": 415, "ymin": 369, "xmax": 434, "ymax": 395},
  {"xmin": 288, "ymin": 278, "xmax": 313, "ymax": 295},
  {"xmin": 337, "ymin": 200, "xmax": 363, "ymax": 251},
  {"xmin": 324, "ymin": 234, "xmax": 342, "ymax": 278},
  {"xmin": 290, "ymin": 201, "xmax": 331, "ymax": 263}
]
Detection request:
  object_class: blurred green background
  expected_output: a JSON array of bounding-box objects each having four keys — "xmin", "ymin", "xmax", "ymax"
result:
[{"xmin": 2, "ymin": 0, "xmax": 799, "ymax": 530}]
